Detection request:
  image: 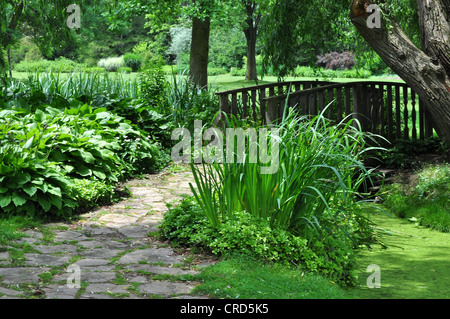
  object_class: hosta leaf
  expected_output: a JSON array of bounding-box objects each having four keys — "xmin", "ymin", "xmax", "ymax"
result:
[
  {"xmin": 38, "ymin": 196, "xmax": 52, "ymax": 212},
  {"xmin": 34, "ymin": 109, "xmax": 45, "ymax": 123},
  {"xmin": 50, "ymin": 175, "xmax": 74, "ymax": 188},
  {"xmin": 64, "ymin": 165, "xmax": 75, "ymax": 173},
  {"xmin": 47, "ymin": 185, "xmax": 62, "ymax": 197},
  {"xmin": 0, "ymin": 165, "xmax": 14, "ymax": 174},
  {"xmin": 79, "ymin": 150, "xmax": 95, "ymax": 164},
  {"xmin": 48, "ymin": 194, "xmax": 62, "ymax": 210},
  {"xmin": 35, "ymin": 182, "xmax": 48, "ymax": 193},
  {"xmin": 76, "ymin": 165, "xmax": 92, "ymax": 177},
  {"xmin": 92, "ymin": 169, "xmax": 106, "ymax": 180},
  {"xmin": 0, "ymin": 193, "xmax": 12, "ymax": 208},
  {"xmin": 57, "ymin": 133, "xmax": 72, "ymax": 141},
  {"xmin": 23, "ymin": 136, "xmax": 34, "ymax": 149},
  {"xmin": 12, "ymin": 191, "xmax": 27, "ymax": 207},
  {"xmin": 50, "ymin": 149, "xmax": 67, "ymax": 162},
  {"xmin": 22, "ymin": 185, "xmax": 38, "ymax": 197},
  {"xmin": 14, "ymin": 172, "xmax": 31, "ymax": 186}
]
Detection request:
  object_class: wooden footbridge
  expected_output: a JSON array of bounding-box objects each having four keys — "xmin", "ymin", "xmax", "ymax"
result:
[{"xmin": 215, "ymin": 80, "xmax": 437, "ymax": 144}]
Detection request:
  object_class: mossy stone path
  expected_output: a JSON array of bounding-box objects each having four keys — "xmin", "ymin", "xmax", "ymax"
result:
[
  {"xmin": 1, "ymin": 166, "xmax": 448, "ymax": 299},
  {"xmin": 0, "ymin": 168, "xmax": 214, "ymax": 299}
]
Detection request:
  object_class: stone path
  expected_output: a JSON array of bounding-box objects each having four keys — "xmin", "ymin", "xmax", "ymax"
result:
[{"xmin": 0, "ymin": 167, "xmax": 214, "ymax": 299}]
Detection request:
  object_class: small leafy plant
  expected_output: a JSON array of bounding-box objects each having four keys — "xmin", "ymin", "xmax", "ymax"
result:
[
  {"xmin": 384, "ymin": 163, "xmax": 450, "ymax": 232},
  {"xmin": 159, "ymin": 196, "xmax": 359, "ymax": 285}
]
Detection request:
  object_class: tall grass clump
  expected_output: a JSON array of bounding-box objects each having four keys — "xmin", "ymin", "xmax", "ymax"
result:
[
  {"xmin": 2, "ymin": 72, "xmax": 139, "ymax": 109},
  {"xmin": 174, "ymin": 106, "xmax": 382, "ymax": 284},
  {"xmin": 97, "ymin": 56, "xmax": 125, "ymax": 72},
  {"xmin": 167, "ymin": 70, "xmax": 219, "ymax": 129},
  {"xmin": 190, "ymin": 107, "xmax": 378, "ymax": 238}
]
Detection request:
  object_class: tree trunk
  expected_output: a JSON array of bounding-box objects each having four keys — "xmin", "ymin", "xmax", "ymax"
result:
[
  {"xmin": 243, "ymin": 2, "xmax": 260, "ymax": 81},
  {"xmin": 350, "ymin": 0, "xmax": 450, "ymax": 143},
  {"xmin": 190, "ymin": 16, "xmax": 210, "ymax": 89},
  {"xmin": 416, "ymin": 0, "xmax": 450, "ymax": 77},
  {"xmin": 244, "ymin": 19, "xmax": 258, "ymax": 81},
  {"xmin": 7, "ymin": 48, "xmax": 12, "ymax": 79}
]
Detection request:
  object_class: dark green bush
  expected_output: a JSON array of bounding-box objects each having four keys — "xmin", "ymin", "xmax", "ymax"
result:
[
  {"xmin": 123, "ymin": 53, "xmax": 143, "ymax": 72},
  {"xmin": 13, "ymin": 57, "xmax": 85, "ymax": 73}
]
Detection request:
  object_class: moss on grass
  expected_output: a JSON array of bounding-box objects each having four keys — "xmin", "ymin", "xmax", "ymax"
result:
[{"xmin": 350, "ymin": 211, "xmax": 450, "ymax": 299}]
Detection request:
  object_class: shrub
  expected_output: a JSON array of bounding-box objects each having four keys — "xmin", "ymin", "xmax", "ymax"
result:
[
  {"xmin": 294, "ymin": 66, "xmax": 318, "ymax": 77},
  {"xmin": 207, "ymin": 67, "xmax": 228, "ymax": 76},
  {"xmin": 168, "ymin": 26, "xmax": 192, "ymax": 65},
  {"xmin": 78, "ymin": 42, "xmax": 115, "ymax": 68},
  {"xmin": 229, "ymin": 67, "xmax": 246, "ymax": 76},
  {"xmin": 84, "ymin": 67, "xmax": 107, "ymax": 74},
  {"xmin": 13, "ymin": 57, "xmax": 85, "ymax": 73},
  {"xmin": 316, "ymin": 51, "xmax": 356, "ymax": 70},
  {"xmin": 123, "ymin": 53, "xmax": 143, "ymax": 72},
  {"xmin": 118, "ymin": 66, "xmax": 133, "ymax": 74},
  {"xmin": 356, "ymin": 51, "xmax": 392, "ymax": 75},
  {"xmin": 97, "ymin": 56, "xmax": 125, "ymax": 72},
  {"xmin": 72, "ymin": 178, "xmax": 116, "ymax": 210},
  {"xmin": 132, "ymin": 41, "xmax": 166, "ymax": 69}
]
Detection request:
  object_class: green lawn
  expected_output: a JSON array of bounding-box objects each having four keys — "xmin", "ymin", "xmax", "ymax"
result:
[
  {"xmin": 190, "ymin": 209, "xmax": 450, "ymax": 299},
  {"xmin": 208, "ymin": 74, "xmax": 403, "ymax": 92},
  {"xmin": 349, "ymin": 209, "xmax": 450, "ymax": 299},
  {"xmin": 10, "ymin": 70, "xmax": 402, "ymax": 92},
  {"xmin": 192, "ymin": 255, "xmax": 347, "ymax": 299}
]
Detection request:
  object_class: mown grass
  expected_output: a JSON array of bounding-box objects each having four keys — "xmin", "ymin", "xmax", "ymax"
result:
[
  {"xmin": 192, "ymin": 254, "xmax": 348, "ymax": 299},
  {"xmin": 12, "ymin": 71, "xmax": 401, "ymax": 91}
]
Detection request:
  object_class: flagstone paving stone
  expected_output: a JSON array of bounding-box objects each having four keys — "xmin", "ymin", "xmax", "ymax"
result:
[{"xmin": 0, "ymin": 168, "xmax": 214, "ymax": 299}]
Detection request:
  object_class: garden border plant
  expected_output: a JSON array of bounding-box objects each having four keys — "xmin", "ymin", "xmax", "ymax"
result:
[
  {"xmin": 161, "ymin": 105, "xmax": 385, "ymax": 286},
  {"xmin": 0, "ymin": 71, "xmax": 170, "ymax": 220}
]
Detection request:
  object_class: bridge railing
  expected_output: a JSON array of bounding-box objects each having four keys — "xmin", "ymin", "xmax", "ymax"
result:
[
  {"xmin": 215, "ymin": 80, "xmax": 436, "ymax": 142},
  {"xmin": 214, "ymin": 80, "xmax": 332, "ymax": 123}
]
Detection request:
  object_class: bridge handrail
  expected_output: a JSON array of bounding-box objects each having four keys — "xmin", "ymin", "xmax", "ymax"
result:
[{"xmin": 214, "ymin": 79, "xmax": 435, "ymax": 143}]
